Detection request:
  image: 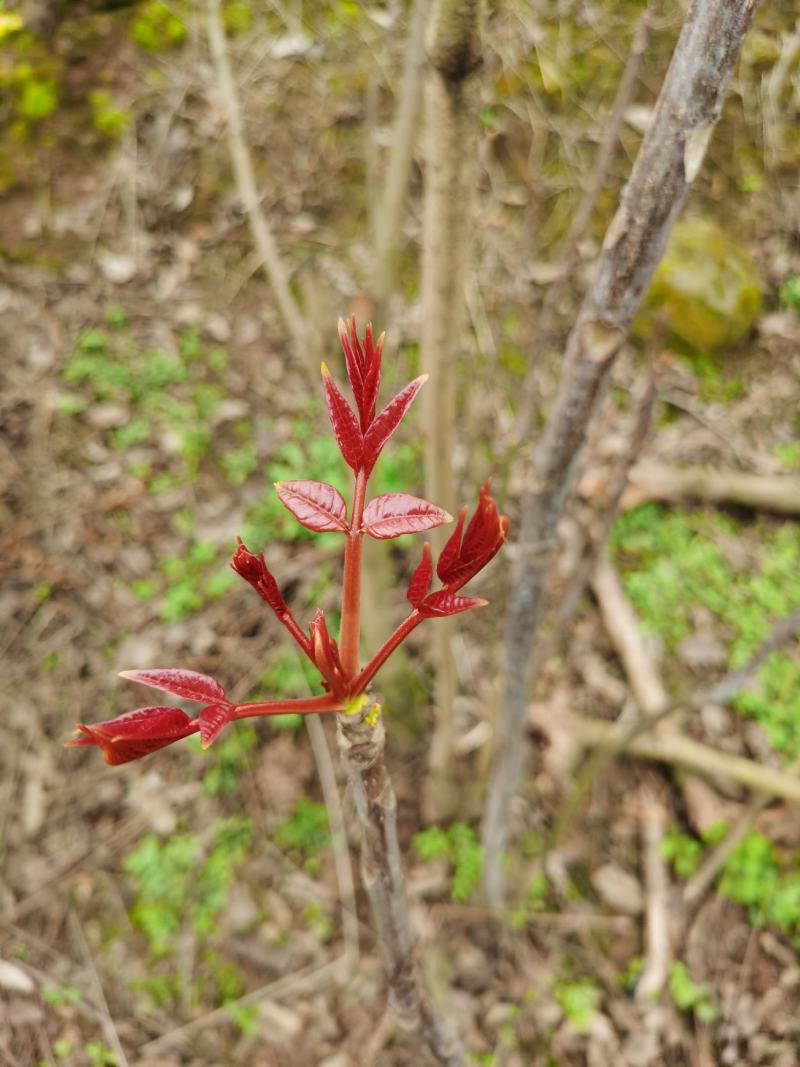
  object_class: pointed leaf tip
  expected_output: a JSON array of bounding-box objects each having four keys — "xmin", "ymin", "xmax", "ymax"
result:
[{"xmin": 362, "ymin": 494, "xmax": 453, "ymax": 539}]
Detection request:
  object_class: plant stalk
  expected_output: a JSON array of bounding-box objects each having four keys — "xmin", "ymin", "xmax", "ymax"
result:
[
  {"xmin": 341, "ymin": 470, "xmax": 368, "ymax": 678},
  {"xmin": 337, "ymin": 705, "xmax": 465, "ymax": 1065}
]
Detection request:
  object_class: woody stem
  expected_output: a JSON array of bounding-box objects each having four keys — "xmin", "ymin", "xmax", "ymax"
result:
[{"xmin": 340, "ymin": 468, "xmax": 368, "ymax": 679}]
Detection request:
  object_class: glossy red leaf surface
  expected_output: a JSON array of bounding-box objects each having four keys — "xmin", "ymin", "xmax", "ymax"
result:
[
  {"xmin": 119, "ymin": 668, "xmax": 229, "ymax": 706},
  {"xmin": 362, "ymin": 494, "xmax": 451, "ymax": 540},
  {"xmin": 66, "ymin": 707, "xmax": 199, "ymax": 765},
  {"xmin": 276, "ymin": 480, "xmax": 349, "ymax": 533},
  {"xmin": 338, "ymin": 317, "xmax": 384, "ymax": 430},
  {"xmin": 230, "ymin": 539, "xmax": 288, "ymax": 615},
  {"xmin": 407, "ymin": 542, "xmax": 434, "ymax": 607},
  {"xmin": 198, "ymin": 704, "xmax": 234, "ymax": 748},
  {"xmin": 362, "ymin": 375, "xmax": 426, "ymax": 473},
  {"xmin": 322, "ymin": 363, "xmax": 363, "ymax": 470},
  {"xmin": 436, "ymin": 483, "xmax": 509, "ymax": 588},
  {"xmin": 418, "ymin": 591, "xmax": 487, "ymax": 618}
]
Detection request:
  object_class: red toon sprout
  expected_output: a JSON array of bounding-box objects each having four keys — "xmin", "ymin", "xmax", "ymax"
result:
[{"xmin": 68, "ymin": 318, "xmax": 508, "ymax": 763}]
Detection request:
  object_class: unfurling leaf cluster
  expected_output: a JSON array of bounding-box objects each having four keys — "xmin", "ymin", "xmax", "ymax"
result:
[{"xmin": 68, "ymin": 318, "xmax": 508, "ymax": 764}]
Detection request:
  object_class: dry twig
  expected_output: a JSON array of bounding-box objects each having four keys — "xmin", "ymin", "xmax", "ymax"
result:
[
  {"xmin": 483, "ymin": 0, "xmax": 760, "ymax": 902},
  {"xmin": 305, "ymin": 715, "xmax": 360, "ymax": 969},
  {"xmin": 337, "ymin": 706, "xmax": 465, "ymax": 1066},
  {"xmin": 626, "ymin": 461, "xmax": 800, "ymax": 515},
  {"xmin": 206, "ymin": 0, "xmax": 312, "ymax": 369},
  {"xmin": 636, "ymin": 790, "xmax": 672, "ymax": 1001}
]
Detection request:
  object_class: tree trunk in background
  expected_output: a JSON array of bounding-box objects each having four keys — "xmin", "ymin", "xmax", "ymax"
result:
[
  {"xmin": 420, "ymin": 0, "xmax": 485, "ymax": 819},
  {"xmin": 373, "ymin": 0, "xmax": 429, "ymax": 324},
  {"xmin": 482, "ymin": 0, "xmax": 760, "ymax": 904}
]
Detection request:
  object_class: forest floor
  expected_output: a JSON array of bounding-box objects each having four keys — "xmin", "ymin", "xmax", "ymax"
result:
[{"xmin": 1, "ymin": 3, "xmax": 799, "ymax": 1066}]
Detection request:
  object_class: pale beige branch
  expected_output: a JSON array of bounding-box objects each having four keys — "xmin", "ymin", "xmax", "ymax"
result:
[
  {"xmin": 207, "ymin": 0, "xmax": 312, "ymax": 369},
  {"xmin": 636, "ymin": 791, "xmax": 672, "ymax": 1002},
  {"xmin": 626, "ymin": 461, "xmax": 800, "ymax": 516},
  {"xmin": 306, "ymin": 715, "xmax": 360, "ymax": 969}
]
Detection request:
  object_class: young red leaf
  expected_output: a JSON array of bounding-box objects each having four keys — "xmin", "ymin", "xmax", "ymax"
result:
[
  {"xmin": 360, "ymin": 323, "xmax": 383, "ymax": 428},
  {"xmin": 362, "ymin": 494, "xmax": 452, "ymax": 540},
  {"xmin": 276, "ymin": 480, "xmax": 349, "ymax": 533},
  {"xmin": 407, "ymin": 542, "xmax": 433, "ymax": 607},
  {"xmin": 418, "ymin": 591, "xmax": 487, "ymax": 618},
  {"xmin": 322, "ymin": 363, "xmax": 363, "ymax": 470},
  {"xmin": 119, "ymin": 668, "xmax": 229, "ymax": 706},
  {"xmin": 231, "ymin": 538, "xmax": 289, "ymax": 615},
  {"xmin": 436, "ymin": 507, "xmax": 467, "ymax": 581},
  {"xmin": 65, "ymin": 707, "xmax": 199, "ymax": 765},
  {"xmin": 309, "ymin": 608, "xmax": 347, "ymax": 697},
  {"xmin": 198, "ymin": 704, "xmax": 235, "ymax": 748},
  {"xmin": 362, "ymin": 375, "xmax": 427, "ymax": 473},
  {"xmin": 339, "ymin": 317, "xmax": 384, "ymax": 430},
  {"xmin": 339, "ymin": 316, "xmax": 365, "ymax": 401},
  {"xmin": 436, "ymin": 483, "xmax": 509, "ymax": 588}
]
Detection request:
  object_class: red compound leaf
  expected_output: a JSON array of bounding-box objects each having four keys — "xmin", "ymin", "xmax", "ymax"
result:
[
  {"xmin": 119, "ymin": 668, "xmax": 229, "ymax": 706},
  {"xmin": 65, "ymin": 707, "xmax": 199, "ymax": 765},
  {"xmin": 436, "ymin": 482, "xmax": 509, "ymax": 589},
  {"xmin": 362, "ymin": 493, "xmax": 451, "ymax": 540},
  {"xmin": 276, "ymin": 480, "xmax": 349, "ymax": 533},
  {"xmin": 322, "ymin": 363, "xmax": 363, "ymax": 471},
  {"xmin": 407, "ymin": 542, "xmax": 434, "ymax": 608}
]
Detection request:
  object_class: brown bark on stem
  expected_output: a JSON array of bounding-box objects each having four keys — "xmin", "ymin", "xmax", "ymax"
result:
[
  {"xmin": 421, "ymin": 0, "xmax": 485, "ymax": 818},
  {"xmin": 482, "ymin": 0, "xmax": 760, "ymax": 903},
  {"xmin": 337, "ymin": 706, "xmax": 465, "ymax": 1066}
]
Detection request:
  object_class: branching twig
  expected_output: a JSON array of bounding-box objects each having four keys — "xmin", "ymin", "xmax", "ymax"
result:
[
  {"xmin": 554, "ymin": 561, "xmax": 800, "ymax": 843},
  {"xmin": 682, "ymin": 756, "xmax": 800, "ymax": 912},
  {"xmin": 337, "ymin": 705, "xmax": 465, "ymax": 1066},
  {"xmin": 68, "ymin": 910, "xmax": 129, "ymax": 1067},
  {"xmin": 482, "ymin": 0, "xmax": 760, "ymax": 903},
  {"xmin": 549, "ymin": 361, "xmax": 662, "ymax": 654},
  {"xmin": 207, "ymin": 0, "xmax": 312, "ymax": 370},
  {"xmin": 141, "ymin": 956, "xmax": 349, "ymax": 1053},
  {"xmin": 513, "ymin": 0, "xmax": 658, "ymax": 445}
]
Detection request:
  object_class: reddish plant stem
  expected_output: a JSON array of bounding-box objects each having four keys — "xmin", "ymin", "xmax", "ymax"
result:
[
  {"xmin": 353, "ymin": 611, "xmax": 422, "ymax": 694},
  {"xmin": 340, "ymin": 469, "xmax": 368, "ymax": 678},
  {"xmin": 233, "ymin": 694, "xmax": 340, "ymax": 719},
  {"xmin": 277, "ymin": 611, "xmax": 314, "ymax": 659}
]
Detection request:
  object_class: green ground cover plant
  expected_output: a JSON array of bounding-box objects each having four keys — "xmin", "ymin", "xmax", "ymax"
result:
[{"xmin": 611, "ymin": 504, "xmax": 800, "ymax": 759}]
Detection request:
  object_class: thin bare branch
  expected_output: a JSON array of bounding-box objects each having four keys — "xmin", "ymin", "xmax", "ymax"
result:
[
  {"xmin": 306, "ymin": 715, "xmax": 360, "ymax": 968},
  {"xmin": 627, "ymin": 461, "xmax": 800, "ymax": 516},
  {"xmin": 337, "ymin": 705, "xmax": 465, "ymax": 1066},
  {"xmin": 207, "ymin": 0, "xmax": 312, "ymax": 369},
  {"xmin": 373, "ymin": 0, "xmax": 429, "ymax": 311},
  {"xmin": 682, "ymin": 756, "xmax": 800, "ymax": 912},
  {"xmin": 514, "ymin": 0, "xmax": 659, "ymax": 445},
  {"xmin": 482, "ymin": 0, "xmax": 760, "ymax": 903}
]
